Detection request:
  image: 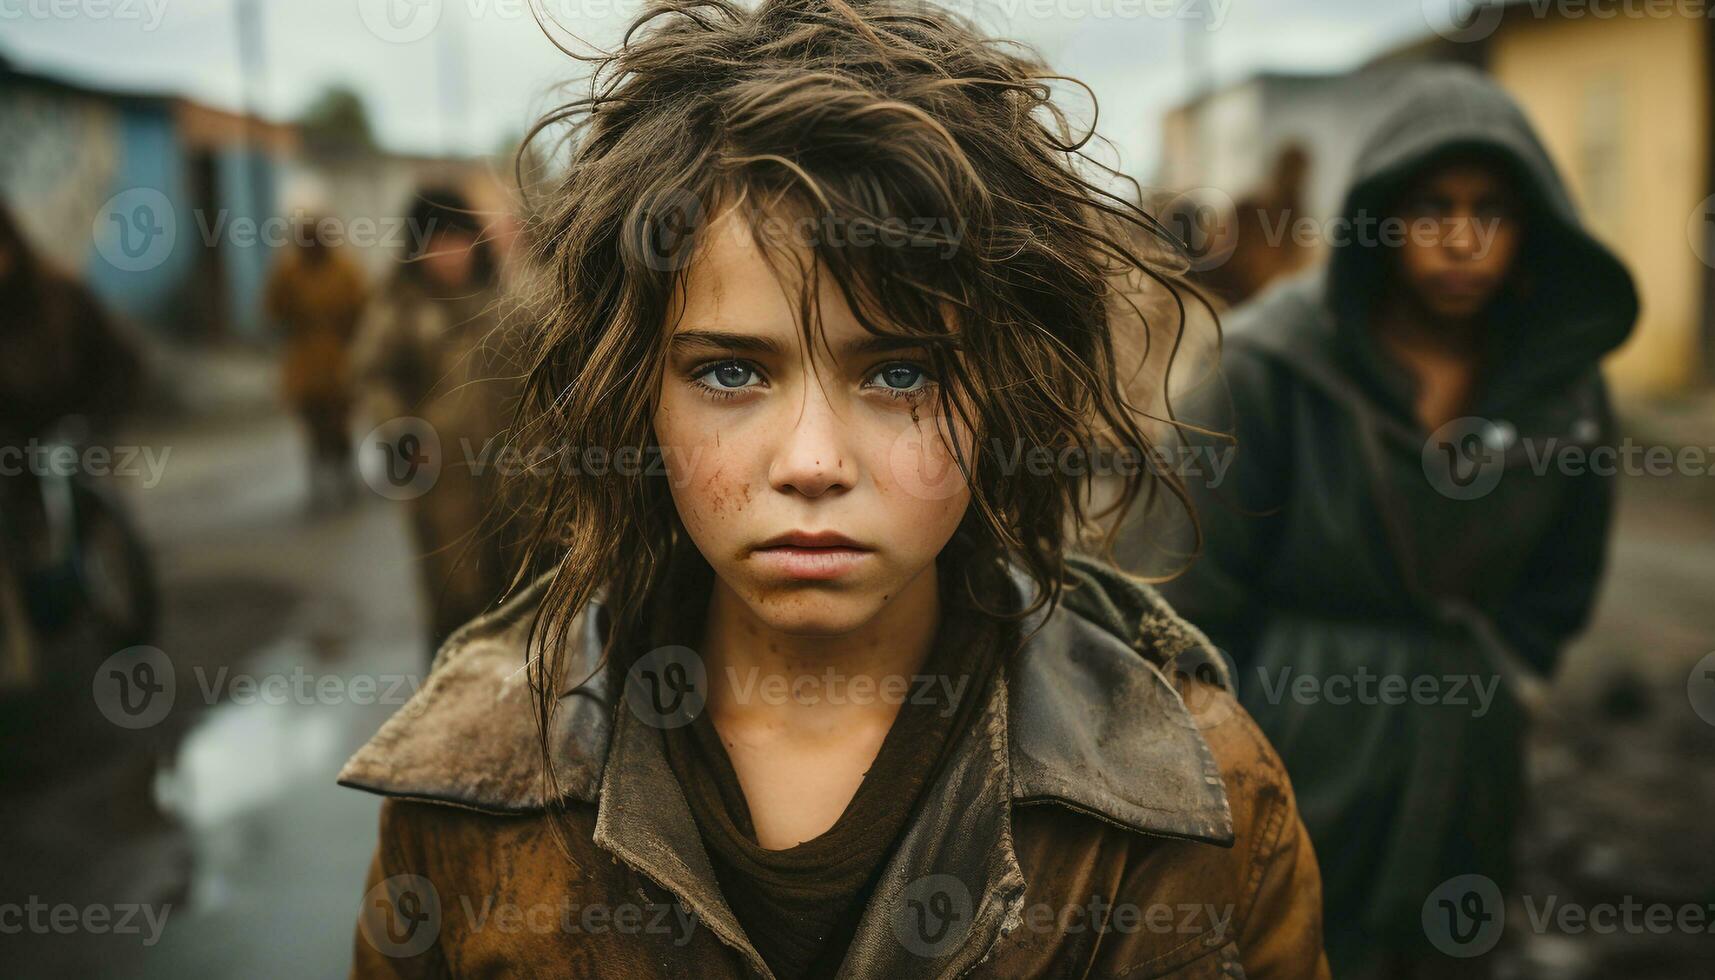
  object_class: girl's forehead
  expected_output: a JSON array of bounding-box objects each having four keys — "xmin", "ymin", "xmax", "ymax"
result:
[
  {"xmin": 674, "ymin": 208, "xmax": 859, "ymax": 347},
  {"xmin": 669, "ymin": 201, "xmax": 957, "ymax": 362}
]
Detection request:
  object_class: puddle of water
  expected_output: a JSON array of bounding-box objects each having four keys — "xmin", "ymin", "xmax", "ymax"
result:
[{"xmin": 152, "ymin": 632, "xmax": 353, "ymax": 910}]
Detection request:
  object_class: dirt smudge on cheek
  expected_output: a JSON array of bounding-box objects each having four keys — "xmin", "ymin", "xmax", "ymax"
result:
[
  {"xmin": 701, "ymin": 467, "xmax": 729, "ymax": 517},
  {"xmin": 698, "ymin": 467, "xmax": 757, "ymax": 519}
]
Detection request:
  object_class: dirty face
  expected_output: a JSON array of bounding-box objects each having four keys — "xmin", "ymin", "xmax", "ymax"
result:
[
  {"xmin": 1393, "ymin": 160, "xmax": 1523, "ymax": 320},
  {"xmin": 652, "ymin": 209, "xmax": 972, "ymax": 636}
]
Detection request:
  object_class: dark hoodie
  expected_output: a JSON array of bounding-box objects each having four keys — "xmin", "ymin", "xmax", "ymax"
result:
[{"xmin": 1139, "ymin": 65, "xmax": 1638, "ymax": 973}]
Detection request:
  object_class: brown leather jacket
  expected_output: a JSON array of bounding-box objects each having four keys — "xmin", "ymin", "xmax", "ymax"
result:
[{"xmin": 340, "ymin": 560, "xmax": 1330, "ymax": 978}]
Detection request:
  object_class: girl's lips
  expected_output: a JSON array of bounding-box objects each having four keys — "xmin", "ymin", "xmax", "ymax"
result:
[{"xmin": 749, "ymin": 545, "xmax": 872, "ymax": 581}]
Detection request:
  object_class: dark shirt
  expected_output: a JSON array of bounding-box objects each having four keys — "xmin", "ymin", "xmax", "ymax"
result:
[{"xmin": 655, "ymin": 557, "xmax": 1011, "ymax": 979}]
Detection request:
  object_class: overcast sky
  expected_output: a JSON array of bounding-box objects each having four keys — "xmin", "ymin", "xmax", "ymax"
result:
[{"xmin": 3, "ymin": 0, "xmax": 1465, "ymax": 177}]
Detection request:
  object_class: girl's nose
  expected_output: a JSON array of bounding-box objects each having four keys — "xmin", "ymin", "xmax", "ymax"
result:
[{"xmin": 767, "ymin": 384, "xmax": 857, "ymax": 498}]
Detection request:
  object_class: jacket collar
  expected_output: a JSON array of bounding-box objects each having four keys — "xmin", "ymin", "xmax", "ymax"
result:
[
  {"xmin": 591, "ymin": 654, "xmax": 1030, "ymax": 980},
  {"xmin": 339, "ymin": 563, "xmax": 1235, "ymax": 976}
]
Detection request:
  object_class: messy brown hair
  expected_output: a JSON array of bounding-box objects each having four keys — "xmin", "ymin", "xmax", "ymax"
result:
[{"xmin": 511, "ymin": 0, "xmax": 1211, "ymax": 806}]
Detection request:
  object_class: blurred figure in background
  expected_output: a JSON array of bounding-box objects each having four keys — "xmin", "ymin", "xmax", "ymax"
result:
[
  {"xmin": 0, "ymin": 202, "xmax": 147, "ymax": 689},
  {"xmin": 1196, "ymin": 143, "xmax": 1317, "ymax": 307},
  {"xmin": 265, "ymin": 217, "xmax": 368, "ymax": 510},
  {"xmin": 1146, "ymin": 67, "xmax": 1638, "ymax": 977},
  {"xmin": 352, "ymin": 187, "xmax": 521, "ymax": 651},
  {"xmin": 0, "ymin": 203, "xmax": 140, "ymax": 446}
]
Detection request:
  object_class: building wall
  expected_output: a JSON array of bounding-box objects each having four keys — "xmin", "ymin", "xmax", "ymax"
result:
[
  {"xmin": 1489, "ymin": 14, "xmax": 1711, "ymax": 394},
  {"xmin": 0, "ymin": 81, "xmax": 214, "ymax": 337},
  {"xmin": 1156, "ymin": 69, "xmax": 1438, "ymax": 258},
  {"xmin": 210, "ymin": 145, "xmax": 281, "ymax": 337},
  {"xmin": 0, "ymin": 84, "xmax": 122, "ymax": 274},
  {"xmin": 89, "ymin": 103, "xmax": 202, "ymax": 331},
  {"xmin": 2, "ymin": 69, "xmax": 508, "ymax": 346}
]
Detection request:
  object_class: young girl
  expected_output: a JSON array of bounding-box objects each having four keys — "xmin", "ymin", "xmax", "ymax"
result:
[
  {"xmin": 340, "ymin": 2, "xmax": 1328, "ymax": 976},
  {"xmin": 1148, "ymin": 66, "xmax": 1638, "ymax": 977}
]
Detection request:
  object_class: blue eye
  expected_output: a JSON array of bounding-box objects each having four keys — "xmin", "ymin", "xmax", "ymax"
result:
[
  {"xmin": 696, "ymin": 360, "xmax": 760, "ymax": 390},
  {"xmin": 871, "ymin": 362, "xmax": 939, "ymax": 396}
]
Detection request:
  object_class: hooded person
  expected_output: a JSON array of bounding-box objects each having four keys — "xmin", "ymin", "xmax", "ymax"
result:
[{"xmin": 1130, "ymin": 65, "xmax": 1639, "ymax": 977}]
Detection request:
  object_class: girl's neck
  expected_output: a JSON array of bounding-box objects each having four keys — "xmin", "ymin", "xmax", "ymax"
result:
[{"xmin": 700, "ymin": 564, "xmax": 943, "ymax": 727}]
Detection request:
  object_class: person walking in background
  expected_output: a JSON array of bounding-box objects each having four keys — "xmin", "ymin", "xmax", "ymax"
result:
[
  {"xmin": 351, "ymin": 187, "xmax": 520, "ymax": 652},
  {"xmin": 1140, "ymin": 65, "xmax": 1639, "ymax": 977},
  {"xmin": 265, "ymin": 219, "xmax": 368, "ymax": 510}
]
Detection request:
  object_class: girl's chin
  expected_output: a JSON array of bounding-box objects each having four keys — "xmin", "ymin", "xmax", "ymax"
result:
[{"xmin": 740, "ymin": 591, "xmax": 891, "ymax": 639}]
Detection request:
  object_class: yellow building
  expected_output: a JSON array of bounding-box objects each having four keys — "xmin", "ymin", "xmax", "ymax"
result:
[{"xmin": 1484, "ymin": 3, "xmax": 1713, "ymax": 394}]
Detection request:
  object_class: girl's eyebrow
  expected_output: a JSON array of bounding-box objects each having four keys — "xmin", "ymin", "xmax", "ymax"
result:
[
  {"xmin": 670, "ymin": 330, "xmax": 959, "ymax": 356},
  {"xmin": 670, "ymin": 330, "xmax": 784, "ymax": 355}
]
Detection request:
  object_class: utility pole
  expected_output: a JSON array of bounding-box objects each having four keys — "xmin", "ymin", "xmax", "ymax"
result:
[
  {"xmin": 1181, "ymin": 0, "xmax": 1214, "ymax": 180},
  {"xmin": 233, "ymin": 0, "xmax": 270, "ymax": 339},
  {"xmin": 438, "ymin": 3, "xmax": 470, "ymax": 157}
]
